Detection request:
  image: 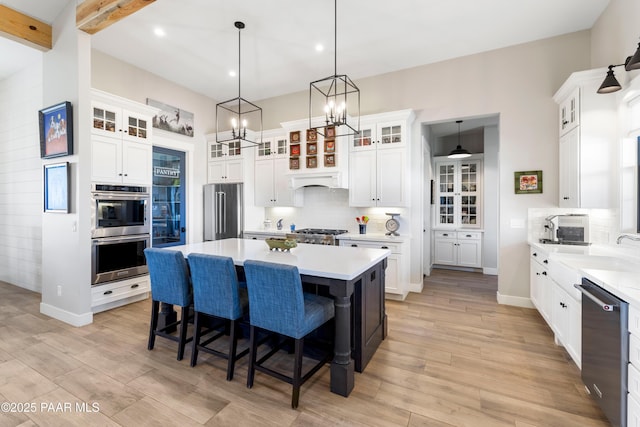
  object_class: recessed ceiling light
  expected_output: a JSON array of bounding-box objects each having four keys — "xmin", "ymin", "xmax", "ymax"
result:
[
  {"xmin": 229, "ymin": 70, "xmax": 237, "ymax": 77},
  {"xmin": 154, "ymin": 27, "xmax": 166, "ymax": 37},
  {"xmin": 315, "ymin": 43, "xmax": 324, "ymax": 52}
]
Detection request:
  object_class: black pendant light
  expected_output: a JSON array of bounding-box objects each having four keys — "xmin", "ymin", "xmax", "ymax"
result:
[
  {"xmin": 308, "ymin": 0, "xmax": 360, "ymax": 138},
  {"xmin": 448, "ymin": 120, "xmax": 471, "ymax": 159},
  {"xmin": 625, "ymin": 41, "xmax": 640, "ymax": 71},
  {"xmin": 216, "ymin": 21, "xmax": 263, "ymax": 147},
  {"xmin": 597, "ymin": 64, "xmax": 624, "ymax": 94}
]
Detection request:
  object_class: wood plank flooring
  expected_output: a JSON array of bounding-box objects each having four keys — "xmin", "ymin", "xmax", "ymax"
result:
[{"xmin": 0, "ymin": 269, "xmax": 609, "ymax": 426}]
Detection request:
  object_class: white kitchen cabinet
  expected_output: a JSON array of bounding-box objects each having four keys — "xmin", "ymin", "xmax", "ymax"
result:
[
  {"xmin": 90, "ymin": 90, "xmax": 156, "ymax": 185},
  {"xmin": 256, "ymin": 135, "xmax": 288, "ymax": 159},
  {"xmin": 254, "ymin": 157, "xmax": 302, "ymax": 207},
  {"xmin": 558, "ymin": 87, "xmax": 579, "ymax": 136},
  {"xmin": 554, "ymin": 68, "xmax": 617, "ymax": 208},
  {"xmin": 349, "ymin": 110, "xmax": 414, "ymax": 207},
  {"xmin": 529, "ymin": 247, "xmax": 552, "ymax": 324},
  {"xmin": 433, "ymin": 230, "xmax": 482, "ymax": 268},
  {"xmin": 206, "ymin": 135, "xmax": 244, "ymax": 183},
  {"xmin": 434, "ymin": 156, "xmax": 482, "ymax": 228},
  {"xmin": 91, "ymin": 275, "xmax": 150, "ymax": 313},
  {"xmin": 550, "ymin": 283, "xmax": 581, "ymax": 366},
  {"xmin": 338, "ymin": 236, "xmax": 408, "ymax": 299}
]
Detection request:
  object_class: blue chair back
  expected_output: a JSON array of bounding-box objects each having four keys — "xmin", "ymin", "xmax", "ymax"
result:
[
  {"xmin": 243, "ymin": 260, "xmax": 307, "ymax": 338},
  {"xmin": 144, "ymin": 248, "xmax": 191, "ymax": 307},
  {"xmin": 188, "ymin": 253, "xmax": 245, "ymax": 320}
]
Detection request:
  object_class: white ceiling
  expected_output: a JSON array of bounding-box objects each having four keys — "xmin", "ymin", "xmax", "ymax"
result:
[{"xmin": 1, "ymin": 0, "xmax": 610, "ymax": 102}]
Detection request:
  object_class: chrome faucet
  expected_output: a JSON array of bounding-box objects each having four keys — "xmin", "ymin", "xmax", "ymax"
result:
[{"xmin": 616, "ymin": 234, "xmax": 640, "ymax": 244}]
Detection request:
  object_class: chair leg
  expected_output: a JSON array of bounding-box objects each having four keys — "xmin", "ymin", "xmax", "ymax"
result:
[
  {"xmin": 227, "ymin": 319, "xmax": 239, "ymax": 381},
  {"xmin": 247, "ymin": 325, "xmax": 257, "ymax": 388},
  {"xmin": 292, "ymin": 338, "xmax": 304, "ymax": 409},
  {"xmin": 190, "ymin": 311, "xmax": 201, "ymax": 367},
  {"xmin": 148, "ymin": 300, "xmax": 160, "ymax": 351},
  {"xmin": 177, "ymin": 305, "xmax": 189, "ymax": 361}
]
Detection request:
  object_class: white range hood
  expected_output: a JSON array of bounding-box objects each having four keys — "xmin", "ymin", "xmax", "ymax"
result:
[{"xmin": 289, "ymin": 171, "xmax": 347, "ymax": 190}]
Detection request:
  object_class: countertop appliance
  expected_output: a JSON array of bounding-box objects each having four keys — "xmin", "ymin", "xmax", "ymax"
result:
[
  {"xmin": 286, "ymin": 228, "xmax": 348, "ymax": 245},
  {"xmin": 541, "ymin": 214, "xmax": 590, "ymax": 245},
  {"xmin": 204, "ymin": 183, "xmax": 244, "ymax": 241},
  {"xmin": 575, "ymin": 278, "xmax": 629, "ymax": 427}
]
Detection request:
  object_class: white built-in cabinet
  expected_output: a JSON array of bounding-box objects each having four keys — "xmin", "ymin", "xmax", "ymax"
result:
[
  {"xmin": 553, "ymin": 68, "xmax": 617, "ymax": 208},
  {"xmin": 433, "ymin": 230, "xmax": 482, "ymax": 268},
  {"xmin": 433, "ymin": 156, "xmax": 483, "ymax": 228},
  {"xmin": 90, "ymin": 90, "xmax": 156, "ymax": 185},
  {"xmin": 338, "ymin": 236, "xmax": 408, "ymax": 299},
  {"xmin": 206, "ymin": 134, "xmax": 243, "ymax": 183},
  {"xmin": 254, "ymin": 132, "xmax": 303, "ymax": 207},
  {"xmin": 349, "ymin": 110, "xmax": 414, "ymax": 207},
  {"xmin": 529, "ymin": 245, "xmax": 581, "ymax": 368}
]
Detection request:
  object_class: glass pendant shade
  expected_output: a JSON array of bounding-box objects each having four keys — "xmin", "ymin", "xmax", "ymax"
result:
[
  {"xmin": 448, "ymin": 120, "xmax": 471, "ymax": 159},
  {"xmin": 597, "ymin": 66, "xmax": 622, "ymax": 94},
  {"xmin": 216, "ymin": 21, "xmax": 262, "ymax": 147}
]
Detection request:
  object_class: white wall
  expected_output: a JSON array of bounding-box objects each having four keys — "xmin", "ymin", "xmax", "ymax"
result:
[
  {"xmin": 0, "ymin": 61, "xmax": 43, "ymax": 291},
  {"xmin": 483, "ymin": 125, "xmax": 499, "ymax": 273}
]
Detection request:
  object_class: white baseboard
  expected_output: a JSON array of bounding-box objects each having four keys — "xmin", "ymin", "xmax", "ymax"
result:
[
  {"xmin": 40, "ymin": 303, "xmax": 93, "ymax": 327},
  {"xmin": 483, "ymin": 267, "xmax": 498, "ymax": 275},
  {"xmin": 496, "ymin": 291, "xmax": 535, "ymax": 308},
  {"xmin": 407, "ymin": 280, "xmax": 424, "ymax": 294}
]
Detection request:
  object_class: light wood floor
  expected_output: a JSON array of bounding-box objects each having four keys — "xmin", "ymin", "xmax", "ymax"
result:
[{"xmin": 0, "ymin": 269, "xmax": 609, "ymax": 426}]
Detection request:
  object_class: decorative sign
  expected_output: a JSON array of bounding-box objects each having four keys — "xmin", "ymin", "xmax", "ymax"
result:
[
  {"xmin": 153, "ymin": 166, "xmax": 180, "ymax": 178},
  {"xmin": 147, "ymin": 98, "xmax": 194, "ymax": 137}
]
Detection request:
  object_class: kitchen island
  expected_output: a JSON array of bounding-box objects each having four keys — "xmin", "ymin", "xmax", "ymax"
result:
[{"xmin": 165, "ymin": 238, "xmax": 390, "ymax": 397}]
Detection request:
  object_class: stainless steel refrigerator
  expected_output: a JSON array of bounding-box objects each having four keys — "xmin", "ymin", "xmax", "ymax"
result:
[{"xmin": 203, "ymin": 183, "xmax": 244, "ymax": 241}]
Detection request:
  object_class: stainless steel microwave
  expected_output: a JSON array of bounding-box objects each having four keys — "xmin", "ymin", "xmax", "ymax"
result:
[{"xmin": 91, "ymin": 184, "xmax": 150, "ymax": 238}]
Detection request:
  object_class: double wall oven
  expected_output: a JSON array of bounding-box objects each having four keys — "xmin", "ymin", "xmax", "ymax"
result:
[{"xmin": 91, "ymin": 184, "xmax": 150, "ymax": 285}]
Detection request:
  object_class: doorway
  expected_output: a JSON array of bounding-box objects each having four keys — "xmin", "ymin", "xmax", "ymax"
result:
[
  {"xmin": 422, "ymin": 115, "xmax": 500, "ymax": 276},
  {"xmin": 152, "ymin": 146, "xmax": 186, "ymax": 247}
]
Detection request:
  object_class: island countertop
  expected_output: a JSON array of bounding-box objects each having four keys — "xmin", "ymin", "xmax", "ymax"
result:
[{"xmin": 166, "ymin": 238, "xmax": 390, "ymax": 281}]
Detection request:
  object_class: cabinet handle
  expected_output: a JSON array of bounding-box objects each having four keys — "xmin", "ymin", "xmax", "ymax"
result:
[
  {"xmin": 381, "ymin": 246, "xmax": 389, "ymax": 249},
  {"xmin": 104, "ymin": 290, "xmax": 113, "ymax": 295},
  {"xmin": 563, "ymin": 196, "xmax": 569, "ymax": 200},
  {"xmin": 543, "ymin": 260, "xmax": 548, "ymax": 264},
  {"xmin": 131, "ymin": 284, "xmax": 139, "ymax": 289},
  {"xmin": 351, "ymin": 244, "xmax": 358, "ymax": 247},
  {"xmin": 562, "ymin": 120, "xmax": 568, "ymax": 125},
  {"xmin": 533, "ymin": 252, "xmax": 538, "ymax": 257},
  {"xmin": 465, "ymin": 234, "xmax": 472, "ymax": 237},
  {"xmin": 536, "ymin": 272, "xmax": 540, "ymax": 276},
  {"xmin": 442, "ymin": 233, "xmax": 449, "ymax": 236},
  {"xmin": 542, "ymin": 271, "xmax": 547, "ymax": 276}
]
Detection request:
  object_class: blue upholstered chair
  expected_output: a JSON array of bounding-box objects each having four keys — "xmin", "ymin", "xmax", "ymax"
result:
[
  {"xmin": 243, "ymin": 260, "xmax": 335, "ymax": 409},
  {"xmin": 187, "ymin": 253, "xmax": 249, "ymax": 380},
  {"xmin": 144, "ymin": 248, "xmax": 193, "ymax": 361}
]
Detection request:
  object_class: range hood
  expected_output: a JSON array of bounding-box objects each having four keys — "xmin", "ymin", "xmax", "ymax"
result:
[{"xmin": 289, "ymin": 171, "xmax": 348, "ymax": 190}]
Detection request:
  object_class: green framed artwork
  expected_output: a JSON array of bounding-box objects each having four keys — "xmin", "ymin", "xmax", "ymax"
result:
[{"xmin": 514, "ymin": 170, "xmax": 542, "ymax": 194}]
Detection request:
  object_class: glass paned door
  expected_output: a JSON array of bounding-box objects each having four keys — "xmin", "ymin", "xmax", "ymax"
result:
[
  {"xmin": 460, "ymin": 162, "xmax": 479, "ymax": 225},
  {"xmin": 152, "ymin": 147, "xmax": 186, "ymax": 247}
]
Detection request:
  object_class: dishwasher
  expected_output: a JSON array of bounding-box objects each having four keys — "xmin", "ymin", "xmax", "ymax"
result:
[{"xmin": 575, "ymin": 278, "xmax": 629, "ymax": 427}]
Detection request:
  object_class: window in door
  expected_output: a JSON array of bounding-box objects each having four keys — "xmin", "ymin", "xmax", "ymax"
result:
[{"xmin": 152, "ymin": 147, "xmax": 186, "ymax": 247}]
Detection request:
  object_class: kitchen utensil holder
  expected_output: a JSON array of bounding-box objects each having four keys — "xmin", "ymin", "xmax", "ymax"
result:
[{"xmin": 359, "ymin": 224, "xmax": 366, "ymax": 234}]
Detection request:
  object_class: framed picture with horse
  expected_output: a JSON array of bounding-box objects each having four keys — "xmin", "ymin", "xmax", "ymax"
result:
[{"xmin": 39, "ymin": 101, "xmax": 73, "ymax": 159}]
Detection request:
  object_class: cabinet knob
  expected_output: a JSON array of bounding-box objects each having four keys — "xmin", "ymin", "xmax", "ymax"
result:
[
  {"xmin": 533, "ymin": 252, "xmax": 537, "ymax": 256},
  {"xmin": 563, "ymin": 196, "xmax": 569, "ymax": 200},
  {"xmin": 542, "ymin": 271, "xmax": 547, "ymax": 276},
  {"xmin": 562, "ymin": 120, "xmax": 568, "ymax": 125},
  {"xmin": 543, "ymin": 260, "xmax": 548, "ymax": 264}
]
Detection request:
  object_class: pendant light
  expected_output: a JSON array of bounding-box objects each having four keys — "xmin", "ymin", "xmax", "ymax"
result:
[
  {"xmin": 597, "ymin": 36, "xmax": 640, "ymax": 94},
  {"xmin": 216, "ymin": 21, "xmax": 262, "ymax": 148},
  {"xmin": 448, "ymin": 120, "xmax": 471, "ymax": 159},
  {"xmin": 626, "ymin": 41, "xmax": 640, "ymax": 71},
  {"xmin": 308, "ymin": 0, "xmax": 360, "ymax": 138}
]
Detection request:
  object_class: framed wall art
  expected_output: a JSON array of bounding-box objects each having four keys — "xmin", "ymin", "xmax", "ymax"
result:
[
  {"xmin": 306, "ymin": 128, "xmax": 317, "ymax": 141},
  {"xmin": 514, "ymin": 170, "xmax": 543, "ymax": 194},
  {"xmin": 290, "ymin": 130, "xmax": 301, "ymax": 143},
  {"xmin": 147, "ymin": 98, "xmax": 194, "ymax": 137},
  {"xmin": 39, "ymin": 101, "xmax": 73, "ymax": 159},
  {"xmin": 44, "ymin": 162, "xmax": 70, "ymax": 213},
  {"xmin": 324, "ymin": 154, "xmax": 335, "ymax": 167}
]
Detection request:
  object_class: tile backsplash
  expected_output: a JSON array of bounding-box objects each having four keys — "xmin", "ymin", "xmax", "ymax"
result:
[{"xmin": 528, "ymin": 208, "xmax": 617, "ymax": 245}]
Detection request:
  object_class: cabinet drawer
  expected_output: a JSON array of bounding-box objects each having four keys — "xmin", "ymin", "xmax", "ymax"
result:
[
  {"xmin": 456, "ymin": 231, "xmax": 481, "ymax": 240},
  {"xmin": 630, "ymin": 386, "xmax": 640, "ymax": 427},
  {"xmin": 342, "ymin": 240, "xmax": 400, "ymax": 253},
  {"xmin": 630, "ymin": 362, "xmax": 640, "ymax": 401},
  {"xmin": 91, "ymin": 276, "xmax": 150, "ymax": 307},
  {"xmin": 530, "ymin": 247, "xmax": 549, "ymax": 266},
  {"xmin": 434, "ymin": 231, "xmax": 456, "ymax": 240},
  {"xmin": 631, "ymin": 333, "xmax": 640, "ymax": 368},
  {"xmin": 631, "ymin": 305, "xmax": 640, "ymax": 336}
]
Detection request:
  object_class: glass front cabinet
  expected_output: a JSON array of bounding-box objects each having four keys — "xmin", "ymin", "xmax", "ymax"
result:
[{"xmin": 434, "ymin": 157, "xmax": 483, "ymax": 228}]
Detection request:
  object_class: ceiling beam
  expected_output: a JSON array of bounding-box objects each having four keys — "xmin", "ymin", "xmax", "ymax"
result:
[
  {"xmin": 0, "ymin": 5, "xmax": 52, "ymax": 51},
  {"xmin": 77, "ymin": 0, "xmax": 156, "ymax": 35}
]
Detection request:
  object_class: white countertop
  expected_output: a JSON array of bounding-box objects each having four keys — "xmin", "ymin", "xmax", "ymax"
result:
[
  {"xmin": 243, "ymin": 229, "xmax": 288, "ymax": 236},
  {"xmin": 529, "ymin": 240, "xmax": 640, "ymax": 306},
  {"xmin": 167, "ymin": 238, "xmax": 390, "ymax": 281}
]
